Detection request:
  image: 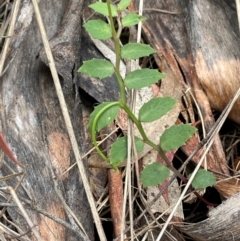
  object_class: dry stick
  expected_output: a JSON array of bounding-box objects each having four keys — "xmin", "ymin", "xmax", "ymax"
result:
[
  {"xmin": 2, "ymin": 213, "xmax": 31, "ymax": 238},
  {"xmin": 52, "ymin": 176, "xmax": 89, "ymax": 239},
  {"xmin": 134, "ymin": 202, "xmax": 177, "ymax": 241},
  {"xmin": 141, "ymin": 8, "xmax": 181, "ymax": 15},
  {"xmin": 2, "ymin": 222, "xmax": 34, "ymax": 241},
  {"xmin": 124, "ymin": 66, "xmax": 136, "ymax": 241},
  {"xmin": 0, "ymin": 12, "xmax": 11, "ymax": 39},
  {"xmin": 0, "ymin": 221, "xmax": 31, "ymax": 240},
  {"xmin": 0, "ymin": 172, "xmax": 25, "ymax": 218},
  {"xmin": 126, "ymin": 42, "xmax": 139, "ymax": 241},
  {"xmin": 236, "ymin": 0, "xmax": 240, "ymax": 29},
  {"xmin": 30, "ymin": 1, "xmax": 107, "ymax": 240},
  {"xmin": 186, "ymin": 88, "xmax": 207, "ymax": 169},
  {"xmin": 0, "ymin": 0, "xmax": 21, "ymax": 75},
  {"xmin": 2, "ymin": 0, "xmax": 9, "ymax": 22},
  {"xmin": 63, "ymin": 127, "xmax": 119, "ymax": 174},
  {"xmin": 113, "ymin": 174, "xmax": 177, "ymax": 241},
  {"xmin": 124, "ymin": 117, "xmax": 133, "ymax": 241},
  {"xmin": 0, "ymin": 172, "xmax": 24, "ymax": 182},
  {"xmin": 103, "ymin": 125, "xmax": 124, "ymax": 239},
  {"xmin": 0, "ymin": 203, "xmax": 16, "ymax": 207},
  {"xmin": 0, "ymin": 197, "xmax": 90, "ymax": 240},
  {"xmin": 120, "ymin": 1, "xmax": 145, "ymax": 240},
  {"xmin": 131, "ymin": 1, "xmax": 162, "ymax": 238},
  {"xmin": 2, "ymin": 186, "xmax": 42, "ymax": 241}
]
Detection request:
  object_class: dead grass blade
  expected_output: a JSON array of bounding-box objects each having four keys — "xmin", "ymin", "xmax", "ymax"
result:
[{"xmin": 0, "ymin": 0, "xmax": 21, "ymax": 75}]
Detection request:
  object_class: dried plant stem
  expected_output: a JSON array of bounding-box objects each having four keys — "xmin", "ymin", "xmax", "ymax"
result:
[
  {"xmin": 0, "ymin": 172, "xmax": 25, "ymax": 218},
  {"xmin": 236, "ymin": 0, "xmax": 240, "ymax": 30},
  {"xmin": 3, "ymin": 186, "xmax": 42, "ymax": 241},
  {"xmin": 0, "ymin": 0, "xmax": 21, "ymax": 75}
]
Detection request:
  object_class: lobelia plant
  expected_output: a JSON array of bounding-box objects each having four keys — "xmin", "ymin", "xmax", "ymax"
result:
[{"xmin": 78, "ymin": 0, "xmax": 216, "ymax": 190}]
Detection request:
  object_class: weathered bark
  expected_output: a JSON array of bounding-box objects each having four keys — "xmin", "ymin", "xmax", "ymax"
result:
[
  {"xmin": 0, "ymin": 0, "xmax": 94, "ymax": 240},
  {"xmin": 179, "ymin": 0, "xmax": 240, "ymax": 123},
  {"xmin": 177, "ymin": 192, "xmax": 240, "ymax": 241}
]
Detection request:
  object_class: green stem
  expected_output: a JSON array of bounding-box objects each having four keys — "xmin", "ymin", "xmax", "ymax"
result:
[
  {"xmin": 121, "ymin": 103, "xmax": 148, "ymax": 141},
  {"xmin": 106, "ymin": 0, "xmax": 126, "ymax": 104},
  {"xmin": 92, "ymin": 102, "xmax": 120, "ymax": 162},
  {"xmin": 121, "ymin": 103, "xmax": 186, "ymax": 180},
  {"xmin": 121, "ymin": 103, "xmax": 153, "ymax": 141}
]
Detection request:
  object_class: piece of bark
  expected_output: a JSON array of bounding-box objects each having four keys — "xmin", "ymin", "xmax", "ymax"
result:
[
  {"xmin": 79, "ymin": 30, "xmax": 120, "ymax": 103},
  {"xmin": 177, "ymin": 191, "xmax": 240, "ymax": 241},
  {"xmin": 214, "ymin": 173, "xmax": 240, "ymax": 199},
  {"xmin": 102, "ymin": 125, "xmax": 124, "ymax": 239},
  {"xmin": 0, "ymin": 1, "xmax": 94, "ymax": 240},
  {"xmin": 108, "ymin": 169, "xmax": 124, "ymax": 238},
  {"xmin": 179, "ymin": 0, "xmax": 240, "ymax": 123}
]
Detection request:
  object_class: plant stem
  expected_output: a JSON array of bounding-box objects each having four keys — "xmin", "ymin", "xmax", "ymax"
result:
[
  {"xmin": 106, "ymin": 0, "xmax": 126, "ymax": 104},
  {"xmin": 122, "ymin": 105, "xmax": 212, "ymax": 204},
  {"xmin": 106, "ymin": 1, "xmax": 187, "ymax": 185},
  {"xmin": 92, "ymin": 102, "xmax": 120, "ymax": 163},
  {"xmin": 121, "ymin": 103, "xmax": 148, "ymax": 139},
  {"xmin": 122, "ymin": 103, "xmax": 187, "ymax": 181}
]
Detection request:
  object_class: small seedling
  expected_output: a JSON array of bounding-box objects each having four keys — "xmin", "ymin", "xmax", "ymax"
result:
[{"xmin": 79, "ymin": 0, "xmax": 216, "ymax": 190}]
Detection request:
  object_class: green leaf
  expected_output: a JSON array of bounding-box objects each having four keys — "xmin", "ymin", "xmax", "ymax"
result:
[
  {"xmin": 88, "ymin": 102, "xmax": 120, "ymax": 132},
  {"xmin": 140, "ymin": 162, "xmax": 170, "ymax": 187},
  {"xmin": 139, "ymin": 97, "xmax": 177, "ymax": 122},
  {"xmin": 121, "ymin": 43, "xmax": 155, "ymax": 59},
  {"xmin": 117, "ymin": 0, "xmax": 131, "ymax": 11},
  {"xmin": 78, "ymin": 59, "xmax": 114, "ymax": 79},
  {"xmin": 110, "ymin": 136, "xmax": 144, "ymax": 168},
  {"xmin": 122, "ymin": 13, "xmax": 147, "ymax": 27},
  {"xmin": 191, "ymin": 169, "xmax": 216, "ymax": 189},
  {"xmin": 160, "ymin": 124, "xmax": 197, "ymax": 151},
  {"xmin": 124, "ymin": 69, "xmax": 165, "ymax": 90},
  {"xmin": 83, "ymin": 20, "xmax": 112, "ymax": 40},
  {"xmin": 89, "ymin": 2, "xmax": 118, "ymax": 17}
]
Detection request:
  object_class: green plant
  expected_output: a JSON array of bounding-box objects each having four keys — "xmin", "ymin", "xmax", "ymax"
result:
[{"xmin": 78, "ymin": 0, "xmax": 216, "ymax": 190}]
